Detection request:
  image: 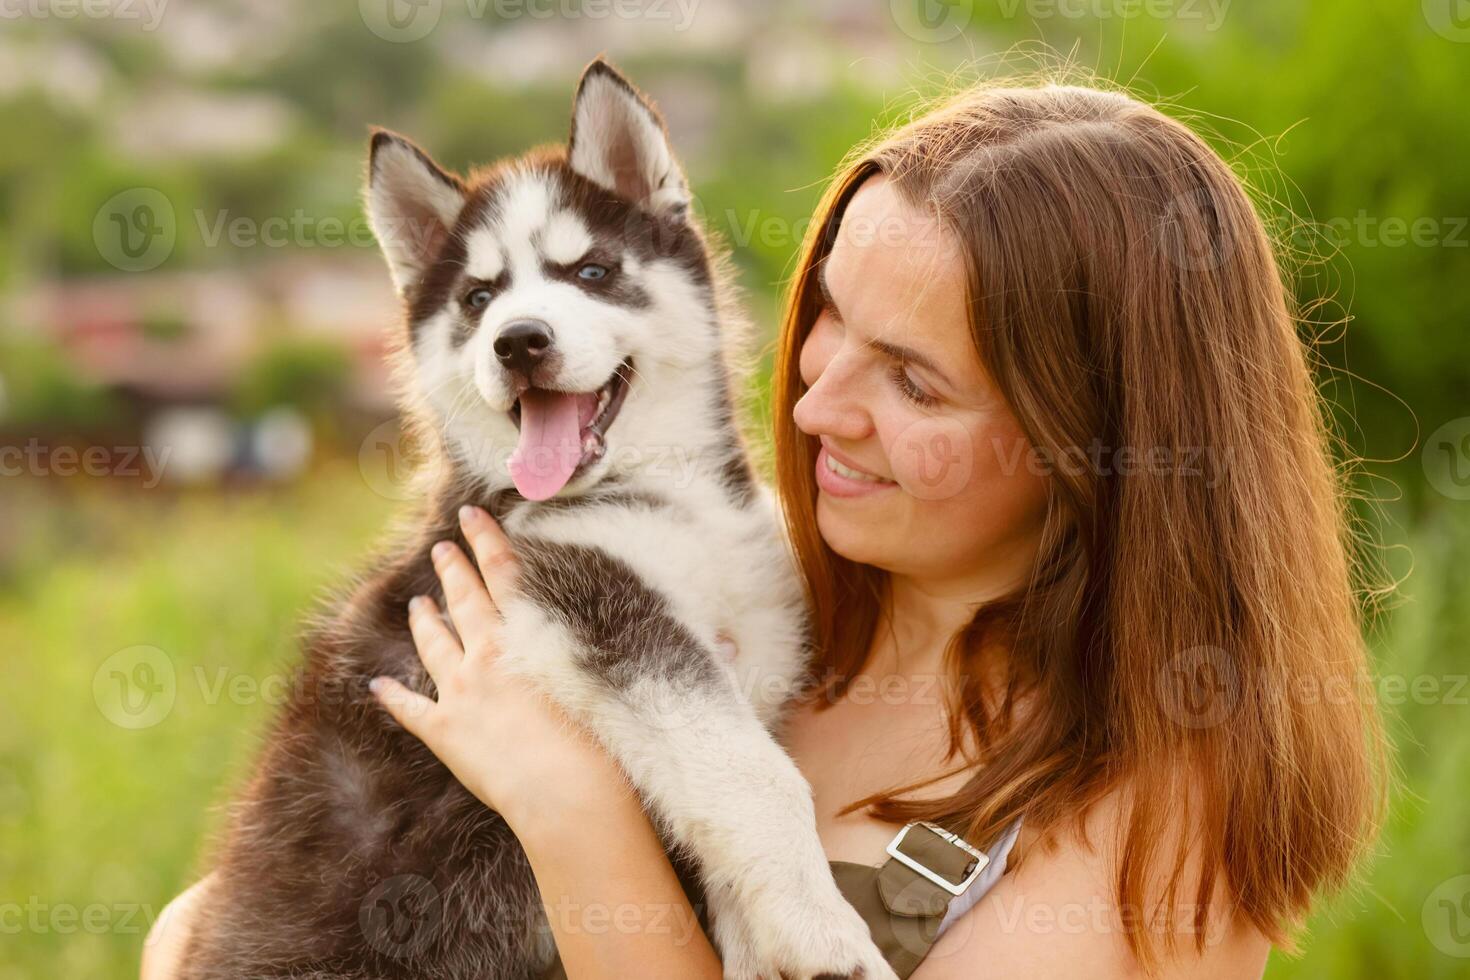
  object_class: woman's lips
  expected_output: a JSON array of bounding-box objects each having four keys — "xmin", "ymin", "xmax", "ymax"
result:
[{"xmin": 815, "ymin": 445, "xmax": 897, "ymax": 498}]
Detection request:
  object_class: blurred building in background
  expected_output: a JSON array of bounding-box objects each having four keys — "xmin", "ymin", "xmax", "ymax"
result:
[{"xmin": 0, "ymin": 0, "xmax": 1460, "ymax": 492}]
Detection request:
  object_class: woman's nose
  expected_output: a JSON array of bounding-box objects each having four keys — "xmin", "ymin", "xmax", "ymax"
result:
[{"xmin": 793, "ymin": 353, "xmax": 871, "ymax": 442}]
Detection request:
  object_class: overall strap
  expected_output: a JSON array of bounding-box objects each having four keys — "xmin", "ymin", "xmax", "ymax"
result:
[
  {"xmin": 875, "ymin": 819, "xmax": 991, "ymax": 917},
  {"xmin": 835, "ymin": 817, "xmax": 1012, "ymax": 977}
]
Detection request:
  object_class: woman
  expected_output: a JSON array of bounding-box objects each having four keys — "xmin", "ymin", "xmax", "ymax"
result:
[{"xmin": 144, "ymin": 80, "xmax": 1382, "ymax": 979}]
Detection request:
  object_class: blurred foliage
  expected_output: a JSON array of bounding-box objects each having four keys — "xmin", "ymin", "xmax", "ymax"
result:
[
  {"xmin": 230, "ymin": 338, "xmax": 352, "ymax": 420},
  {"xmin": 0, "ymin": 332, "xmax": 121, "ymax": 430},
  {"xmin": 1, "ymin": 1, "xmax": 1463, "ymax": 483}
]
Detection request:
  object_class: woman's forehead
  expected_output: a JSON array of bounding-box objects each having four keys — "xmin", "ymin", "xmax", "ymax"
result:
[
  {"xmin": 830, "ymin": 179, "xmax": 963, "ymax": 290},
  {"xmin": 827, "ymin": 178, "xmax": 972, "ymax": 350}
]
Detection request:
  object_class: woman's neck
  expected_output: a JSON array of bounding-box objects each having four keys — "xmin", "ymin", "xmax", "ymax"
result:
[
  {"xmin": 860, "ymin": 576, "xmax": 980, "ymax": 681},
  {"xmin": 863, "ymin": 539, "xmax": 1037, "ymax": 681}
]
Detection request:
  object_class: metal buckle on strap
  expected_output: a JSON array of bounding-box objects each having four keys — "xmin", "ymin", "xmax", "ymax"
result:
[{"xmin": 885, "ymin": 821, "xmax": 989, "ymax": 896}]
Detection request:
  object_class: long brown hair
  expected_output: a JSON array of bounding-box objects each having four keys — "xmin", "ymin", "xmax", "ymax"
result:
[{"xmin": 771, "ymin": 81, "xmax": 1384, "ymax": 967}]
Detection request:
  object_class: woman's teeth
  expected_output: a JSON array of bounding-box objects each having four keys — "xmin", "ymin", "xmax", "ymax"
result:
[{"xmin": 825, "ymin": 452, "xmax": 888, "ymax": 483}]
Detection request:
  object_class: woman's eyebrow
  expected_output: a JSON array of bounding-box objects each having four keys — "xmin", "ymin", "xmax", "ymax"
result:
[
  {"xmin": 821, "ymin": 260, "xmax": 955, "ymax": 388},
  {"xmin": 870, "ymin": 338, "xmax": 953, "ymax": 388}
]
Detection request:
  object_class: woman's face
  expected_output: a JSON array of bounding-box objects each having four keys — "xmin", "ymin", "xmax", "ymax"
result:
[{"xmin": 794, "ymin": 176, "xmax": 1049, "ymax": 592}]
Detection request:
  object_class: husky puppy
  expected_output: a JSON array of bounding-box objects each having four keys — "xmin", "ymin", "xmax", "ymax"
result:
[{"xmin": 181, "ymin": 60, "xmax": 894, "ymax": 980}]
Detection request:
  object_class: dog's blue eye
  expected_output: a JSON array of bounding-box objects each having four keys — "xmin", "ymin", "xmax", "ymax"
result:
[
  {"xmin": 464, "ymin": 287, "xmax": 493, "ymax": 310},
  {"xmin": 577, "ymin": 263, "xmax": 609, "ymax": 281}
]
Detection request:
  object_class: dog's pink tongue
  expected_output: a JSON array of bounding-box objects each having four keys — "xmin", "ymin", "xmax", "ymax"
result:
[{"xmin": 509, "ymin": 389, "xmax": 583, "ymax": 500}]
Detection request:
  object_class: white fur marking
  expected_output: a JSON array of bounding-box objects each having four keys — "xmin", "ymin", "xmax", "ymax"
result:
[
  {"xmin": 541, "ymin": 211, "xmax": 593, "ymax": 265},
  {"xmin": 465, "ymin": 227, "xmax": 505, "ymax": 281},
  {"xmin": 499, "ymin": 172, "xmax": 554, "ymax": 248}
]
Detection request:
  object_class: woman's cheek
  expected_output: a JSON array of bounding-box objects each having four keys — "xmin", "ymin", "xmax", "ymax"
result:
[{"xmin": 886, "ymin": 413, "xmax": 977, "ymax": 501}]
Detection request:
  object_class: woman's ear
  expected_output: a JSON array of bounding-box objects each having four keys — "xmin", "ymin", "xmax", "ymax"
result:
[
  {"xmin": 567, "ymin": 58, "xmax": 690, "ymax": 219},
  {"xmin": 364, "ymin": 129, "xmax": 467, "ymax": 294}
]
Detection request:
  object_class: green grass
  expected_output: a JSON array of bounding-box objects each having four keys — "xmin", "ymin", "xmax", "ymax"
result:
[
  {"xmin": 0, "ymin": 462, "xmax": 394, "ymax": 978},
  {"xmin": 0, "ymin": 463, "xmax": 1465, "ymax": 977}
]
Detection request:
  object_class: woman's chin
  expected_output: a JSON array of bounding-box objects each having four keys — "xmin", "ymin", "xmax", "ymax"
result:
[{"xmin": 816, "ymin": 496, "xmax": 896, "ymax": 567}]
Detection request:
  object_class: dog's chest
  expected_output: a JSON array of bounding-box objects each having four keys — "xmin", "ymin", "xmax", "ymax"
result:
[{"xmin": 508, "ymin": 490, "xmax": 806, "ymax": 685}]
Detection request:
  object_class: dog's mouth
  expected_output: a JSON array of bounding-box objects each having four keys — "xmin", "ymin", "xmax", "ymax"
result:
[{"xmin": 507, "ymin": 358, "xmax": 633, "ymax": 501}]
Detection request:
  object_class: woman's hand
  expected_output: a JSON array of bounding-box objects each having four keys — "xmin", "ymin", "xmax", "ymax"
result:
[
  {"xmin": 146, "ymin": 506, "xmax": 722, "ymax": 979},
  {"xmin": 370, "ymin": 504, "xmax": 625, "ymax": 830},
  {"xmin": 140, "ymin": 874, "xmax": 214, "ymax": 980}
]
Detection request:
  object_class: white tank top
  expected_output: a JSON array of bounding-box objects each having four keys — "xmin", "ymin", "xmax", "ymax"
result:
[{"xmin": 936, "ymin": 818, "xmax": 1023, "ymax": 936}]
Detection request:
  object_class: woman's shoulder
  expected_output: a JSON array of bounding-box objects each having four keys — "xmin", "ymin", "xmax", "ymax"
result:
[{"xmin": 914, "ymin": 782, "xmax": 1270, "ymax": 979}]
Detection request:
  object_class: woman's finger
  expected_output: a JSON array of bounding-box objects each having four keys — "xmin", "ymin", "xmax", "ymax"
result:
[
  {"xmin": 370, "ymin": 675, "xmax": 438, "ymax": 741},
  {"xmin": 458, "ymin": 506, "xmax": 521, "ymax": 608},
  {"xmin": 430, "ymin": 540, "xmax": 502, "ymax": 648},
  {"xmin": 406, "ymin": 595, "xmax": 462, "ymax": 685}
]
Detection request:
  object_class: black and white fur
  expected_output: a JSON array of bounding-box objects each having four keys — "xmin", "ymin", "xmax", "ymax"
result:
[{"xmin": 181, "ymin": 60, "xmax": 895, "ymax": 980}]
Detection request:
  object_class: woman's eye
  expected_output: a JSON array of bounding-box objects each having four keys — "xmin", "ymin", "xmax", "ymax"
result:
[
  {"xmin": 577, "ymin": 263, "xmax": 609, "ymax": 281},
  {"xmin": 889, "ymin": 362, "xmax": 938, "ymax": 407},
  {"xmin": 463, "ymin": 287, "xmax": 493, "ymax": 310}
]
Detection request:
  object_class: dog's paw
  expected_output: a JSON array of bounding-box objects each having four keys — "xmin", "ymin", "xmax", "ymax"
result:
[{"xmin": 712, "ymin": 888, "xmax": 899, "ymax": 980}]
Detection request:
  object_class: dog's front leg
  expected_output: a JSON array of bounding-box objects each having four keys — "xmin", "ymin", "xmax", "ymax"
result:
[
  {"xmin": 509, "ymin": 656, "xmax": 894, "ymax": 979},
  {"xmin": 500, "ymin": 542, "xmax": 894, "ymax": 979},
  {"xmin": 614, "ymin": 677, "xmax": 896, "ymax": 980}
]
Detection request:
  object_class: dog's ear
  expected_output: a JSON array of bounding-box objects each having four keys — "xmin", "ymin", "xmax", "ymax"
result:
[
  {"xmin": 365, "ymin": 129, "xmax": 467, "ymax": 294},
  {"xmin": 568, "ymin": 59, "xmax": 690, "ymax": 219}
]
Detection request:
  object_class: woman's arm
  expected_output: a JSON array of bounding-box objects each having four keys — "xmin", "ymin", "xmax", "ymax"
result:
[
  {"xmin": 508, "ymin": 749, "xmax": 720, "ymax": 979},
  {"xmin": 369, "ymin": 505, "xmax": 723, "ymax": 978}
]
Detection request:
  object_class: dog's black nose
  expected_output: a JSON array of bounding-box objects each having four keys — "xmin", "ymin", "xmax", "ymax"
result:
[{"xmin": 493, "ymin": 319, "xmax": 554, "ymax": 377}]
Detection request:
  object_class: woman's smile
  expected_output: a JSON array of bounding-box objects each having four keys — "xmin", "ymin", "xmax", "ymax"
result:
[{"xmin": 815, "ymin": 440, "xmax": 897, "ymax": 497}]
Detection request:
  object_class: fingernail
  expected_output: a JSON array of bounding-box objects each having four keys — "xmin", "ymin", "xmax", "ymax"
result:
[
  {"xmin": 459, "ymin": 504, "xmax": 480, "ymax": 525},
  {"xmin": 368, "ymin": 677, "xmax": 385, "ymax": 694},
  {"xmin": 408, "ymin": 595, "xmax": 427, "ymax": 613},
  {"xmin": 432, "ymin": 541, "xmax": 453, "ymax": 562}
]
